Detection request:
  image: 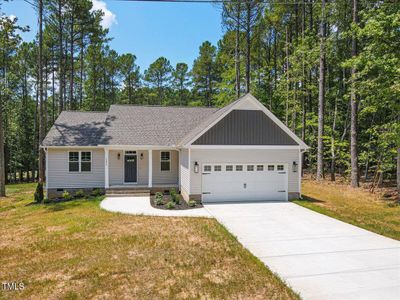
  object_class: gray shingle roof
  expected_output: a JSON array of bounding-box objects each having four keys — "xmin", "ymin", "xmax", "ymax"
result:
[
  {"xmin": 42, "ymin": 106, "xmax": 219, "ymax": 147},
  {"xmin": 42, "ymin": 111, "xmax": 109, "ymax": 146},
  {"xmin": 104, "ymin": 105, "xmax": 219, "ymax": 146}
]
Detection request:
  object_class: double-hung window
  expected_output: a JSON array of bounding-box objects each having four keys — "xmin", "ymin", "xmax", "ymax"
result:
[
  {"xmin": 69, "ymin": 151, "xmax": 91, "ymax": 172},
  {"xmin": 160, "ymin": 151, "xmax": 170, "ymax": 171}
]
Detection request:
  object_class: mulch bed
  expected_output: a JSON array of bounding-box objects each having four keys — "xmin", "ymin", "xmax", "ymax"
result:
[{"xmin": 150, "ymin": 195, "xmax": 203, "ymax": 210}]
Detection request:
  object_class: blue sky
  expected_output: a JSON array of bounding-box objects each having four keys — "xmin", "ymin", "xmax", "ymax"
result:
[{"xmin": 1, "ymin": 0, "xmax": 223, "ymax": 70}]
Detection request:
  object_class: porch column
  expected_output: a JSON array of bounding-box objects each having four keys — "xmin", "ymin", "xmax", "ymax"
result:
[
  {"xmin": 105, "ymin": 148, "xmax": 109, "ymax": 188},
  {"xmin": 148, "ymin": 149, "xmax": 153, "ymax": 188}
]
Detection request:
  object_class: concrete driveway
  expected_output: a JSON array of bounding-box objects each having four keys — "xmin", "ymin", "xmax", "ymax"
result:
[{"xmin": 204, "ymin": 202, "xmax": 400, "ymax": 300}]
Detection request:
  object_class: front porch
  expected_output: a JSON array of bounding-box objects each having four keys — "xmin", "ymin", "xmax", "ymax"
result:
[{"xmin": 104, "ymin": 147, "xmax": 180, "ymax": 190}]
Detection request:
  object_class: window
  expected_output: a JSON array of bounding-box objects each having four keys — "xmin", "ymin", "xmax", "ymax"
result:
[
  {"xmin": 69, "ymin": 151, "xmax": 91, "ymax": 172},
  {"xmin": 204, "ymin": 165, "xmax": 211, "ymax": 172},
  {"xmin": 226, "ymin": 165, "xmax": 233, "ymax": 171},
  {"xmin": 257, "ymin": 165, "xmax": 264, "ymax": 171},
  {"xmin": 214, "ymin": 165, "xmax": 222, "ymax": 171},
  {"xmin": 81, "ymin": 152, "xmax": 91, "ymax": 172},
  {"xmin": 268, "ymin": 165, "xmax": 275, "ymax": 171},
  {"xmin": 160, "ymin": 151, "xmax": 170, "ymax": 171},
  {"xmin": 69, "ymin": 152, "xmax": 79, "ymax": 172},
  {"xmin": 247, "ymin": 165, "xmax": 254, "ymax": 171},
  {"xmin": 236, "ymin": 165, "xmax": 243, "ymax": 171},
  {"xmin": 277, "ymin": 165, "xmax": 284, "ymax": 171}
]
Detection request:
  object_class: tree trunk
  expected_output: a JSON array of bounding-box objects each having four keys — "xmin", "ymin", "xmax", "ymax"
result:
[
  {"xmin": 285, "ymin": 26, "xmax": 290, "ymax": 126},
  {"xmin": 70, "ymin": 13, "xmax": 75, "ymax": 110},
  {"xmin": 397, "ymin": 147, "xmax": 400, "ymax": 196},
  {"xmin": 235, "ymin": 1, "xmax": 241, "ymax": 98},
  {"xmin": 316, "ymin": 0, "xmax": 326, "ymax": 180},
  {"xmin": 38, "ymin": 0, "xmax": 46, "ymax": 196},
  {"xmin": 245, "ymin": 2, "xmax": 251, "ymax": 93},
  {"xmin": 0, "ymin": 87, "xmax": 5, "ymax": 196},
  {"xmin": 350, "ymin": 0, "xmax": 359, "ymax": 187},
  {"xmin": 58, "ymin": 0, "xmax": 64, "ymax": 113}
]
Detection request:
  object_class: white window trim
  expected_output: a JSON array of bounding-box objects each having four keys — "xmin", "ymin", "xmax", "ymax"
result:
[
  {"xmin": 68, "ymin": 151, "xmax": 92, "ymax": 173},
  {"xmin": 160, "ymin": 151, "xmax": 171, "ymax": 172}
]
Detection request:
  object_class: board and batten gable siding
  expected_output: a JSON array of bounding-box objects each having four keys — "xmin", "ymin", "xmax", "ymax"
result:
[
  {"xmin": 193, "ymin": 110, "xmax": 298, "ymax": 145},
  {"xmin": 47, "ymin": 148, "xmax": 105, "ymax": 188},
  {"xmin": 179, "ymin": 149, "xmax": 190, "ymax": 196},
  {"xmin": 152, "ymin": 150, "xmax": 179, "ymax": 185},
  {"xmin": 109, "ymin": 150, "xmax": 148, "ymax": 185},
  {"xmin": 189, "ymin": 149, "xmax": 300, "ymax": 195}
]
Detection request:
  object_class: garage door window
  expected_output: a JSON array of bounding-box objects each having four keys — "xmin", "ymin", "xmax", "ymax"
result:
[
  {"xmin": 268, "ymin": 165, "xmax": 275, "ymax": 171},
  {"xmin": 226, "ymin": 165, "xmax": 233, "ymax": 171},
  {"xmin": 277, "ymin": 165, "xmax": 284, "ymax": 171},
  {"xmin": 247, "ymin": 165, "xmax": 254, "ymax": 171},
  {"xmin": 204, "ymin": 165, "xmax": 211, "ymax": 172},
  {"xmin": 236, "ymin": 165, "xmax": 243, "ymax": 171},
  {"xmin": 214, "ymin": 165, "xmax": 222, "ymax": 171},
  {"xmin": 257, "ymin": 165, "xmax": 264, "ymax": 171}
]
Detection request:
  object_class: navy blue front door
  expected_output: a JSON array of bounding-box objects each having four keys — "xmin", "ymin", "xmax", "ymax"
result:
[{"xmin": 124, "ymin": 153, "xmax": 137, "ymax": 183}]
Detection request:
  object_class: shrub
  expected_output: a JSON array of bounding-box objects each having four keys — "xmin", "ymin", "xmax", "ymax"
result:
[
  {"xmin": 188, "ymin": 200, "xmax": 196, "ymax": 207},
  {"xmin": 43, "ymin": 197, "xmax": 51, "ymax": 204},
  {"xmin": 62, "ymin": 190, "xmax": 72, "ymax": 200},
  {"xmin": 155, "ymin": 192, "xmax": 164, "ymax": 205},
  {"xmin": 166, "ymin": 201, "xmax": 175, "ymax": 209},
  {"xmin": 34, "ymin": 182, "xmax": 44, "ymax": 203},
  {"xmin": 75, "ymin": 189, "xmax": 85, "ymax": 198},
  {"xmin": 170, "ymin": 188, "xmax": 180, "ymax": 204},
  {"xmin": 91, "ymin": 188, "xmax": 102, "ymax": 197}
]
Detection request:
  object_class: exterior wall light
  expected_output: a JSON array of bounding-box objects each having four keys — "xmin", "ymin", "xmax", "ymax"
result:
[
  {"xmin": 140, "ymin": 152, "xmax": 144, "ymax": 160},
  {"xmin": 117, "ymin": 153, "xmax": 121, "ymax": 160},
  {"xmin": 194, "ymin": 161, "xmax": 199, "ymax": 173},
  {"xmin": 292, "ymin": 161, "xmax": 298, "ymax": 173}
]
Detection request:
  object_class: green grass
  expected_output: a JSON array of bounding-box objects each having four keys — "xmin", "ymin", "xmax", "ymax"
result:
[
  {"xmin": 0, "ymin": 183, "xmax": 298, "ymax": 299},
  {"xmin": 294, "ymin": 179, "xmax": 400, "ymax": 240}
]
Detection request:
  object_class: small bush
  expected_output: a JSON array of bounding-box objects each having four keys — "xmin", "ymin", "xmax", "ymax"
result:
[
  {"xmin": 188, "ymin": 200, "xmax": 196, "ymax": 207},
  {"xmin": 91, "ymin": 188, "xmax": 102, "ymax": 197},
  {"xmin": 155, "ymin": 192, "xmax": 164, "ymax": 206},
  {"xmin": 62, "ymin": 190, "xmax": 72, "ymax": 200},
  {"xmin": 34, "ymin": 182, "xmax": 44, "ymax": 203},
  {"xmin": 170, "ymin": 188, "xmax": 180, "ymax": 204},
  {"xmin": 166, "ymin": 201, "xmax": 175, "ymax": 209},
  {"xmin": 43, "ymin": 197, "xmax": 51, "ymax": 204},
  {"xmin": 75, "ymin": 189, "xmax": 85, "ymax": 198}
]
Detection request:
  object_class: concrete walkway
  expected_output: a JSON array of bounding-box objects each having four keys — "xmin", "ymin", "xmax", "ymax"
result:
[
  {"xmin": 204, "ymin": 202, "xmax": 400, "ymax": 300},
  {"xmin": 100, "ymin": 196, "xmax": 212, "ymax": 218}
]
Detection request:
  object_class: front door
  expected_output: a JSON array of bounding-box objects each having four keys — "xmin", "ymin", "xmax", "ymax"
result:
[{"xmin": 124, "ymin": 151, "xmax": 137, "ymax": 183}]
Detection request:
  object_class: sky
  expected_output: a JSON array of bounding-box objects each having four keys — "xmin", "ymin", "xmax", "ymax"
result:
[{"xmin": 1, "ymin": 0, "xmax": 223, "ymax": 70}]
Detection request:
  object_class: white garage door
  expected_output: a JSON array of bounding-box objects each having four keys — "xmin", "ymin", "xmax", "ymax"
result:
[{"xmin": 202, "ymin": 163, "xmax": 288, "ymax": 203}]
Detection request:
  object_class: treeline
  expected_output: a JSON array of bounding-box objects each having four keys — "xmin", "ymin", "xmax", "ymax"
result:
[{"xmin": 0, "ymin": 0, "xmax": 399, "ymax": 196}]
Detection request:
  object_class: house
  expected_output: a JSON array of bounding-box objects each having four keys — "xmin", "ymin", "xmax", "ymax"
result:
[{"xmin": 42, "ymin": 93, "xmax": 309, "ymax": 202}]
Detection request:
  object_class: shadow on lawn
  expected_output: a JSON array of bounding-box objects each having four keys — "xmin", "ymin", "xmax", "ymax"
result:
[
  {"xmin": 297, "ymin": 195, "xmax": 325, "ymax": 203},
  {"xmin": 25, "ymin": 197, "xmax": 101, "ymax": 212}
]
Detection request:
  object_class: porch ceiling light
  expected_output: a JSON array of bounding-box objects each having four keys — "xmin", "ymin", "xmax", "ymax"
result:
[{"xmin": 194, "ymin": 161, "xmax": 199, "ymax": 173}]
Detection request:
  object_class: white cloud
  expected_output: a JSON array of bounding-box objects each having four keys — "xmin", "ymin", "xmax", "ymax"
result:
[
  {"xmin": 91, "ymin": 0, "xmax": 117, "ymax": 29},
  {"xmin": 8, "ymin": 14, "xmax": 17, "ymax": 21}
]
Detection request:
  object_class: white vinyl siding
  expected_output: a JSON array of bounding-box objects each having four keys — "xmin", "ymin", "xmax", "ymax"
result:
[
  {"xmin": 47, "ymin": 148, "xmax": 104, "ymax": 188},
  {"xmin": 152, "ymin": 150, "xmax": 178, "ymax": 185},
  {"xmin": 190, "ymin": 149, "xmax": 300, "ymax": 195}
]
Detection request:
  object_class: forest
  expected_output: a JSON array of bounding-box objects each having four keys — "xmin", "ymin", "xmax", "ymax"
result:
[{"xmin": 0, "ymin": 0, "xmax": 399, "ymax": 197}]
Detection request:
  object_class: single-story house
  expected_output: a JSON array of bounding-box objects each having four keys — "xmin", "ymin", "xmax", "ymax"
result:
[{"xmin": 42, "ymin": 93, "xmax": 309, "ymax": 202}]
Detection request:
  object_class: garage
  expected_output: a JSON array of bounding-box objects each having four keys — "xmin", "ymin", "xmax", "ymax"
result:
[{"xmin": 201, "ymin": 163, "xmax": 288, "ymax": 203}]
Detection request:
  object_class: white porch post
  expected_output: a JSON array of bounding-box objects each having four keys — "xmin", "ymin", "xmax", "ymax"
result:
[
  {"xmin": 148, "ymin": 149, "xmax": 153, "ymax": 188},
  {"xmin": 105, "ymin": 148, "xmax": 109, "ymax": 189}
]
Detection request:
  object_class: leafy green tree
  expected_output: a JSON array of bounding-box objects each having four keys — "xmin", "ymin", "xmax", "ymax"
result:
[
  {"xmin": 172, "ymin": 62, "xmax": 189, "ymax": 105},
  {"xmin": 144, "ymin": 57, "xmax": 172, "ymax": 104},
  {"xmin": 119, "ymin": 53, "xmax": 140, "ymax": 104}
]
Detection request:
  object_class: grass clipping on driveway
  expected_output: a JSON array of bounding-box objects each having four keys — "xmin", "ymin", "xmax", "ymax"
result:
[
  {"xmin": 0, "ymin": 184, "xmax": 298, "ymax": 300},
  {"xmin": 295, "ymin": 179, "xmax": 400, "ymax": 240}
]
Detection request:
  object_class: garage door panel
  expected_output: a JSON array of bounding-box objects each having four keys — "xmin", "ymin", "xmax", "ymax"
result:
[{"xmin": 202, "ymin": 163, "xmax": 288, "ymax": 203}]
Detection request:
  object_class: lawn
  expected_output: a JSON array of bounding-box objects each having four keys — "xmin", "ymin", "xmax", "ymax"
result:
[
  {"xmin": 294, "ymin": 179, "xmax": 400, "ymax": 240},
  {"xmin": 0, "ymin": 183, "xmax": 298, "ymax": 300}
]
